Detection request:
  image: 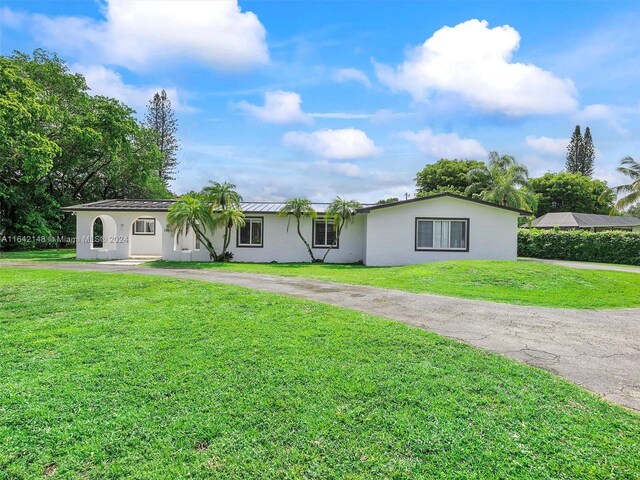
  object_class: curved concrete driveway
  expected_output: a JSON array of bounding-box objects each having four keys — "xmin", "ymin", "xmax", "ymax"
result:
[{"xmin": 3, "ymin": 261, "xmax": 640, "ymax": 411}]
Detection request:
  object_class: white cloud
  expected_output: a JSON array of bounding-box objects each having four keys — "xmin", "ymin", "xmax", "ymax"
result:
[
  {"xmin": 7, "ymin": 0, "xmax": 268, "ymax": 71},
  {"xmin": 236, "ymin": 91, "xmax": 311, "ymax": 124},
  {"xmin": 283, "ymin": 128, "xmax": 380, "ymax": 160},
  {"xmin": 73, "ymin": 64, "xmax": 193, "ymax": 112},
  {"xmin": 333, "ymin": 68, "xmax": 372, "ymax": 88},
  {"xmin": 525, "ymin": 136, "xmax": 569, "ymax": 156},
  {"xmin": 315, "ymin": 160, "xmax": 363, "ymax": 177},
  {"xmin": 399, "ymin": 129, "xmax": 487, "ymax": 159},
  {"xmin": 375, "ymin": 19, "xmax": 578, "ymax": 116}
]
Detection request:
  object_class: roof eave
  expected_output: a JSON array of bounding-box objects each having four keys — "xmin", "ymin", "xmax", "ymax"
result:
[{"xmin": 357, "ymin": 193, "xmax": 532, "ymax": 216}]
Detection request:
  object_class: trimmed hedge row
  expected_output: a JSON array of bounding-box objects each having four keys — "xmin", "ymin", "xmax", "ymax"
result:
[{"xmin": 518, "ymin": 229, "xmax": 640, "ymax": 266}]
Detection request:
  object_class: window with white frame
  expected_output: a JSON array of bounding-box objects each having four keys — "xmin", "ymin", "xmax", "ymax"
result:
[
  {"xmin": 416, "ymin": 218, "xmax": 468, "ymax": 250},
  {"xmin": 132, "ymin": 218, "xmax": 155, "ymax": 235},
  {"xmin": 194, "ymin": 236, "xmax": 201, "ymax": 250},
  {"xmin": 313, "ymin": 219, "xmax": 337, "ymax": 248},
  {"xmin": 237, "ymin": 217, "xmax": 263, "ymax": 247}
]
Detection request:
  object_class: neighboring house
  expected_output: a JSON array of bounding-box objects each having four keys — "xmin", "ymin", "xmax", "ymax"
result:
[
  {"xmin": 62, "ymin": 193, "xmax": 529, "ymax": 266},
  {"xmin": 530, "ymin": 212, "xmax": 640, "ymax": 232}
]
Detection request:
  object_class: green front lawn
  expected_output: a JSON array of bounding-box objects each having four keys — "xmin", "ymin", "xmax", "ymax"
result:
[
  {"xmin": 147, "ymin": 259, "xmax": 640, "ymax": 309},
  {"xmin": 0, "ymin": 248, "xmax": 84, "ymax": 262},
  {"xmin": 0, "ymin": 268, "xmax": 638, "ymax": 478}
]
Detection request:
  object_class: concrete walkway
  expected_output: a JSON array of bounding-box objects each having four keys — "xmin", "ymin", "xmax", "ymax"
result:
[
  {"xmin": 520, "ymin": 257, "xmax": 640, "ymax": 274},
  {"xmin": 3, "ymin": 261, "xmax": 640, "ymax": 411}
]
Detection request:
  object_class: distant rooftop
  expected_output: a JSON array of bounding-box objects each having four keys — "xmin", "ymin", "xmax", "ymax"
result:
[{"xmin": 531, "ymin": 212, "xmax": 640, "ymax": 228}]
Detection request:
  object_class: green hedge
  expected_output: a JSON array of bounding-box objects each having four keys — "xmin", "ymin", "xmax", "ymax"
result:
[{"xmin": 518, "ymin": 229, "xmax": 640, "ymax": 265}]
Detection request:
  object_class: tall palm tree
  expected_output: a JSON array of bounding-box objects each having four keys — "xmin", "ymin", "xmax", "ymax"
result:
[
  {"xmin": 613, "ymin": 156, "xmax": 640, "ymax": 212},
  {"xmin": 202, "ymin": 181, "xmax": 243, "ymax": 210},
  {"xmin": 202, "ymin": 181, "xmax": 244, "ymax": 259},
  {"xmin": 466, "ymin": 151, "xmax": 537, "ymax": 212},
  {"xmin": 321, "ymin": 197, "xmax": 362, "ymax": 261},
  {"xmin": 167, "ymin": 194, "xmax": 218, "ymax": 260},
  {"xmin": 277, "ymin": 197, "xmax": 318, "ymax": 262},
  {"xmin": 217, "ymin": 206, "xmax": 245, "ymax": 256}
]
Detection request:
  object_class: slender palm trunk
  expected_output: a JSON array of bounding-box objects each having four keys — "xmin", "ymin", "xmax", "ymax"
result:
[
  {"xmin": 321, "ymin": 219, "xmax": 344, "ymax": 262},
  {"xmin": 296, "ymin": 217, "xmax": 316, "ymax": 261},
  {"xmin": 193, "ymin": 223, "xmax": 217, "ymax": 261},
  {"xmin": 222, "ymin": 223, "xmax": 231, "ymax": 255}
]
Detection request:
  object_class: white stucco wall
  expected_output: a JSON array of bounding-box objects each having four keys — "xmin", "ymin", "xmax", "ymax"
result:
[
  {"xmin": 363, "ymin": 196, "xmax": 520, "ymax": 266},
  {"xmin": 161, "ymin": 214, "xmax": 366, "ymax": 263},
  {"xmin": 74, "ymin": 211, "xmax": 166, "ymax": 259},
  {"xmin": 72, "ymin": 197, "xmax": 519, "ymax": 264}
]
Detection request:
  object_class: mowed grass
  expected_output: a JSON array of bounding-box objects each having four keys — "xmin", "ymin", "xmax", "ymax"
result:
[
  {"xmin": 0, "ymin": 269, "xmax": 638, "ymax": 479},
  {"xmin": 148, "ymin": 259, "xmax": 640, "ymax": 309},
  {"xmin": 0, "ymin": 249, "xmax": 84, "ymax": 262}
]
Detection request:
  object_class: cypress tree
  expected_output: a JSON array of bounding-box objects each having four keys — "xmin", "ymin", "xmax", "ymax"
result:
[
  {"xmin": 565, "ymin": 125, "xmax": 583, "ymax": 174},
  {"xmin": 144, "ymin": 90, "xmax": 179, "ymax": 184},
  {"xmin": 581, "ymin": 127, "xmax": 595, "ymax": 177}
]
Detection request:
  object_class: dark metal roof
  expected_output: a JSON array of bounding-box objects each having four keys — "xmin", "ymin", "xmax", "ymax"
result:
[
  {"xmin": 357, "ymin": 193, "xmax": 532, "ymax": 215},
  {"xmin": 62, "ymin": 195, "xmax": 530, "ymax": 216},
  {"xmin": 61, "ymin": 199, "xmax": 361, "ymax": 214},
  {"xmin": 61, "ymin": 199, "xmax": 176, "ymax": 212},
  {"xmin": 531, "ymin": 212, "xmax": 640, "ymax": 228}
]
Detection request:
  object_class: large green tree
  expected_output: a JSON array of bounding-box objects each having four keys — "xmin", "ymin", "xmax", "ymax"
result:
[
  {"xmin": 529, "ymin": 172, "xmax": 614, "ymax": 216},
  {"xmin": 0, "ymin": 50, "xmax": 170, "ymax": 246},
  {"xmin": 415, "ymin": 159, "xmax": 485, "ymax": 197},
  {"xmin": 144, "ymin": 89, "xmax": 179, "ymax": 184},
  {"xmin": 466, "ymin": 152, "xmax": 537, "ymax": 212},
  {"xmin": 0, "ymin": 56, "xmax": 60, "ymax": 239}
]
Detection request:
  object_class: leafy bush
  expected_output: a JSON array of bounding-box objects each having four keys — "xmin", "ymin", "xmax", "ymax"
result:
[{"xmin": 518, "ymin": 229, "xmax": 640, "ymax": 265}]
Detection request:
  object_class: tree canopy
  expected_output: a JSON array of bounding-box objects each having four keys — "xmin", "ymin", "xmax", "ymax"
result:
[
  {"xmin": 466, "ymin": 152, "xmax": 536, "ymax": 212},
  {"xmin": 529, "ymin": 172, "xmax": 615, "ymax": 216},
  {"xmin": 415, "ymin": 159, "xmax": 485, "ymax": 197},
  {"xmin": 614, "ymin": 156, "xmax": 640, "ymax": 213},
  {"xmin": 0, "ymin": 50, "xmax": 171, "ymax": 246}
]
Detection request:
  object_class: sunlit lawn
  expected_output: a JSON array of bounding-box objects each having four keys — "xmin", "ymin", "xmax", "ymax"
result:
[{"xmin": 0, "ymin": 268, "xmax": 638, "ymax": 478}]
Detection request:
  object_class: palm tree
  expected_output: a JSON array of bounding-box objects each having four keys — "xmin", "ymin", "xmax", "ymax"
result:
[
  {"xmin": 613, "ymin": 156, "xmax": 640, "ymax": 212},
  {"xmin": 321, "ymin": 197, "xmax": 362, "ymax": 261},
  {"xmin": 217, "ymin": 206, "xmax": 245, "ymax": 256},
  {"xmin": 202, "ymin": 181, "xmax": 244, "ymax": 259},
  {"xmin": 277, "ymin": 197, "xmax": 318, "ymax": 262},
  {"xmin": 466, "ymin": 151, "xmax": 537, "ymax": 212},
  {"xmin": 167, "ymin": 194, "xmax": 219, "ymax": 260},
  {"xmin": 202, "ymin": 181, "xmax": 243, "ymax": 210}
]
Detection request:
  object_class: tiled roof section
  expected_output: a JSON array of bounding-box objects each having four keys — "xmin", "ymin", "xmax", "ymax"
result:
[
  {"xmin": 61, "ymin": 199, "xmax": 371, "ymax": 214},
  {"xmin": 532, "ymin": 212, "xmax": 640, "ymax": 228}
]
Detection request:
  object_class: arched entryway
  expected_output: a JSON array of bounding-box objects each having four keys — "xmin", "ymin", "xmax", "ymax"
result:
[{"xmin": 91, "ymin": 214, "xmax": 118, "ymax": 251}]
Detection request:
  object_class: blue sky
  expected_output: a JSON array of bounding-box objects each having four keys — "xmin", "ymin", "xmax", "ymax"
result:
[{"xmin": 2, "ymin": 0, "xmax": 639, "ymax": 202}]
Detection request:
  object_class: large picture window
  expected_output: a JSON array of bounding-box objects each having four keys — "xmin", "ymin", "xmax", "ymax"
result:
[
  {"xmin": 237, "ymin": 217, "xmax": 263, "ymax": 247},
  {"xmin": 132, "ymin": 218, "xmax": 155, "ymax": 235},
  {"xmin": 313, "ymin": 219, "xmax": 338, "ymax": 248},
  {"xmin": 416, "ymin": 218, "xmax": 468, "ymax": 251}
]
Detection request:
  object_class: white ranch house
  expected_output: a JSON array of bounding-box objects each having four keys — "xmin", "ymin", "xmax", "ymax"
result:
[{"xmin": 62, "ymin": 193, "xmax": 529, "ymax": 266}]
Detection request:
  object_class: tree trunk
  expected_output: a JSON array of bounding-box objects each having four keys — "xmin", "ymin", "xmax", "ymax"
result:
[
  {"xmin": 193, "ymin": 223, "xmax": 217, "ymax": 261},
  {"xmin": 296, "ymin": 218, "xmax": 316, "ymax": 262},
  {"xmin": 222, "ymin": 222, "xmax": 231, "ymax": 255},
  {"xmin": 321, "ymin": 219, "xmax": 345, "ymax": 262}
]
